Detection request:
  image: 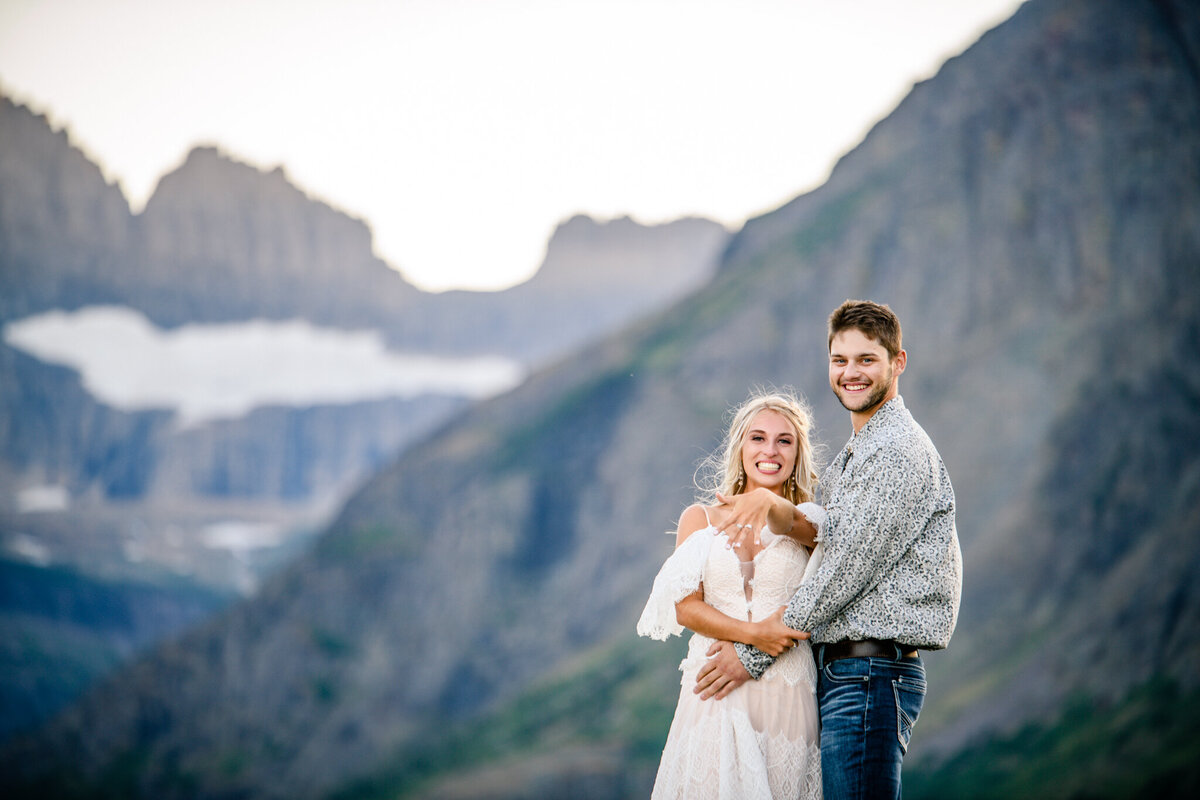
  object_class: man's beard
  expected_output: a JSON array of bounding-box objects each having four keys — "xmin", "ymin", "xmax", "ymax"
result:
[{"xmin": 835, "ymin": 371, "xmax": 892, "ymax": 414}]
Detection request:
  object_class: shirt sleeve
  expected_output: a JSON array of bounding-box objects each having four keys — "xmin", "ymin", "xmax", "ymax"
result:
[{"xmin": 781, "ymin": 442, "xmax": 933, "ymax": 634}]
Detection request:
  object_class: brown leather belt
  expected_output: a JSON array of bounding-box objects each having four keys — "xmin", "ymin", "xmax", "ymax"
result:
[{"xmin": 819, "ymin": 639, "xmax": 918, "ymax": 664}]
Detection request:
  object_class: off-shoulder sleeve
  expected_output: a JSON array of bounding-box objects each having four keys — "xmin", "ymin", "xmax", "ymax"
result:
[{"xmin": 636, "ymin": 530, "xmax": 715, "ymax": 641}]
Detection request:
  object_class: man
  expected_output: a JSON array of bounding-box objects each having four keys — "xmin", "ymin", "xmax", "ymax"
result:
[{"xmin": 701, "ymin": 299, "xmax": 962, "ymax": 799}]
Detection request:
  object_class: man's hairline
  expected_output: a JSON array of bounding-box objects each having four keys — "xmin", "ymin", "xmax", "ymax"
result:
[{"xmin": 827, "ymin": 325, "xmax": 902, "ymax": 360}]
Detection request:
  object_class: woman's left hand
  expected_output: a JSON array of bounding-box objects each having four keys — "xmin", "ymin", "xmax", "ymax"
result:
[{"xmin": 716, "ymin": 488, "xmax": 782, "ymax": 550}]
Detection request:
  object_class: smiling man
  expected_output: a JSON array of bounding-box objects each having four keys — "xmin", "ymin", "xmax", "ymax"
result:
[{"xmin": 698, "ymin": 299, "xmax": 963, "ymax": 799}]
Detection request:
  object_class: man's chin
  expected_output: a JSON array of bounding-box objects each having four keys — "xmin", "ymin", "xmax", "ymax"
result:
[
  {"xmin": 836, "ymin": 392, "xmax": 869, "ymax": 411},
  {"xmin": 837, "ymin": 390, "xmax": 885, "ymax": 414}
]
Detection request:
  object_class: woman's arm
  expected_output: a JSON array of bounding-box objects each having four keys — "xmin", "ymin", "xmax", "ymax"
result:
[
  {"xmin": 675, "ymin": 595, "xmax": 803, "ymax": 656},
  {"xmin": 715, "ymin": 488, "xmax": 818, "ymax": 549},
  {"xmin": 671, "ymin": 503, "xmax": 805, "ymax": 656}
]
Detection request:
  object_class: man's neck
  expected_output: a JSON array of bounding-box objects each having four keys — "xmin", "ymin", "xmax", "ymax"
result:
[{"xmin": 850, "ymin": 389, "xmax": 898, "ymax": 433}]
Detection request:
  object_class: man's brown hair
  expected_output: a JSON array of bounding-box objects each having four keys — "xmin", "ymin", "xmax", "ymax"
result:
[{"xmin": 827, "ymin": 299, "xmax": 903, "ymax": 359}]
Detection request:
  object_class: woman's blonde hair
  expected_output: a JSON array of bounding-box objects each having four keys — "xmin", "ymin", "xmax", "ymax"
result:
[{"xmin": 697, "ymin": 387, "xmax": 820, "ymax": 505}]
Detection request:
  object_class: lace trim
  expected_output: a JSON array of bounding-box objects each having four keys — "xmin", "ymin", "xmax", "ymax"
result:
[
  {"xmin": 650, "ymin": 702, "xmax": 822, "ymax": 799},
  {"xmin": 637, "ymin": 527, "xmax": 716, "ymax": 641}
]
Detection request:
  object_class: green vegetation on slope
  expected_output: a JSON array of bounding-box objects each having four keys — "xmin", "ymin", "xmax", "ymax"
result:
[
  {"xmin": 0, "ymin": 558, "xmax": 230, "ymax": 742},
  {"xmin": 907, "ymin": 676, "xmax": 1200, "ymax": 799},
  {"xmin": 330, "ymin": 634, "xmax": 687, "ymax": 800}
]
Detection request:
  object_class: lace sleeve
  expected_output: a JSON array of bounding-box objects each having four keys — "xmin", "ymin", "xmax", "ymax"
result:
[
  {"xmin": 797, "ymin": 502, "xmax": 826, "ymax": 584},
  {"xmin": 797, "ymin": 501, "xmax": 827, "ymax": 533},
  {"xmin": 636, "ymin": 529, "xmax": 714, "ymax": 641}
]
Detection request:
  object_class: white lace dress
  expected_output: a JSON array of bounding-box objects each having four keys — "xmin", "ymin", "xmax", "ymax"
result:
[{"xmin": 638, "ymin": 520, "xmax": 822, "ymax": 799}]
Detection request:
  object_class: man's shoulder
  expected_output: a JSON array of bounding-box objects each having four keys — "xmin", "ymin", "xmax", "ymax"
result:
[
  {"xmin": 862, "ymin": 401, "xmax": 944, "ymax": 470},
  {"xmin": 862, "ymin": 399, "xmax": 921, "ymax": 448}
]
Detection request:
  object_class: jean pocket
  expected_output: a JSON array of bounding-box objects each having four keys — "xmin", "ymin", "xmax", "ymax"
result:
[
  {"xmin": 822, "ymin": 663, "xmax": 870, "ymax": 684},
  {"xmin": 893, "ymin": 676, "xmax": 926, "ymax": 754}
]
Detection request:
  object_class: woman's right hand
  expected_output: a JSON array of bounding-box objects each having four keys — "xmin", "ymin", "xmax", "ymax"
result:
[{"xmin": 748, "ymin": 606, "xmax": 809, "ymax": 656}]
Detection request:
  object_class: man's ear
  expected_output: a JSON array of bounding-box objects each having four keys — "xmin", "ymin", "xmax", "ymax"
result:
[{"xmin": 893, "ymin": 349, "xmax": 907, "ymax": 377}]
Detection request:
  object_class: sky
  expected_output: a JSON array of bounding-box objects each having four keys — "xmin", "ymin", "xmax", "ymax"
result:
[{"xmin": 0, "ymin": 0, "xmax": 1025, "ymax": 292}]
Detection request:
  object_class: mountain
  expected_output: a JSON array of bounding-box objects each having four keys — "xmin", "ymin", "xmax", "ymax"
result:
[
  {"xmin": 0, "ymin": 558, "xmax": 226, "ymax": 742},
  {"xmin": 0, "ymin": 99, "xmax": 727, "ymax": 358},
  {"xmin": 0, "ymin": 97, "xmax": 727, "ymax": 739},
  {"xmin": 0, "ymin": 91, "xmax": 727, "ymax": 547},
  {"xmin": 3, "ymin": 0, "xmax": 1199, "ymax": 797},
  {"xmin": 417, "ymin": 214, "xmax": 729, "ymax": 363}
]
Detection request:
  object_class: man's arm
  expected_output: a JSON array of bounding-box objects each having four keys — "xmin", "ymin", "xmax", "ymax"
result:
[
  {"xmin": 782, "ymin": 445, "xmax": 931, "ymax": 632},
  {"xmin": 676, "ymin": 595, "xmax": 807, "ymax": 656},
  {"xmin": 735, "ymin": 444, "xmax": 933, "ymax": 676}
]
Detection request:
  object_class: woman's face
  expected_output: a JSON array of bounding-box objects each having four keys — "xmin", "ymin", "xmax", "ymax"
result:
[{"xmin": 739, "ymin": 409, "xmax": 798, "ymax": 496}]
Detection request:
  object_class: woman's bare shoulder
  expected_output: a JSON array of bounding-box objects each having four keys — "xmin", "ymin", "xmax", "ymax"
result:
[{"xmin": 675, "ymin": 503, "xmax": 718, "ymax": 546}]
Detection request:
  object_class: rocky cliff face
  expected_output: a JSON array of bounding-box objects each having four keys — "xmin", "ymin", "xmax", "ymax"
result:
[
  {"xmin": 2, "ymin": 0, "xmax": 1198, "ymax": 797},
  {"xmin": 131, "ymin": 146, "xmax": 423, "ymax": 330},
  {"xmin": 0, "ymin": 98, "xmax": 132, "ymax": 320},
  {"xmin": 417, "ymin": 214, "xmax": 727, "ymax": 362}
]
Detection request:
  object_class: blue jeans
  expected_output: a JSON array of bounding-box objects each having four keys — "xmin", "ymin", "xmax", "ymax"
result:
[{"xmin": 816, "ymin": 648, "xmax": 927, "ymax": 800}]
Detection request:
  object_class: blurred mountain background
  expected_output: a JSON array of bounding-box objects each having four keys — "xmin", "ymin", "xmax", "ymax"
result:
[
  {"xmin": 0, "ymin": 91, "xmax": 727, "ymax": 740},
  {"xmin": 2, "ymin": 0, "xmax": 1199, "ymax": 797}
]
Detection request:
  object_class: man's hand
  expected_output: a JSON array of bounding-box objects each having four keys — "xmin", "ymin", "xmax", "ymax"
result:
[
  {"xmin": 694, "ymin": 640, "xmax": 750, "ymax": 700},
  {"xmin": 749, "ymin": 606, "xmax": 810, "ymax": 656}
]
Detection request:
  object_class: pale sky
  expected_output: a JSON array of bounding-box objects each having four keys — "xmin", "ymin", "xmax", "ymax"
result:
[{"xmin": 0, "ymin": 0, "xmax": 1024, "ymax": 291}]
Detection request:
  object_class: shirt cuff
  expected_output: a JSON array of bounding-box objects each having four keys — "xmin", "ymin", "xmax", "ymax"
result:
[{"xmin": 734, "ymin": 641, "xmax": 774, "ymax": 679}]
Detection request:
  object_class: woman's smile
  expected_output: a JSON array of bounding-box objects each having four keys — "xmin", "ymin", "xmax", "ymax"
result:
[{"xmin": 740, "ymin": 410, "xmax": 797, "ymax": 494}]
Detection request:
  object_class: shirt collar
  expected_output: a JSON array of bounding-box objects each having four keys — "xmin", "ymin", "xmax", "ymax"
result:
[{"xmin": 850, "ymin": 395, "xmax": 906, "ymax": 444}]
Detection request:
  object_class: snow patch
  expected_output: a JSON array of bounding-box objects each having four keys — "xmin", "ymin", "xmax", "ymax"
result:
[
  {"xmin": 6, "ymin": 533, "xmax": 52, "ymax": 566},
  {"xmin": 16, "ymin": 485, "xmax": 71, "ymax": 513},
  {"xmin": 201, "ymin": 521, "xmax": 283, "ymax": 553},
  {"xmin": 4, "ymin": 306, "xmax": 525, "ymax": 426}
]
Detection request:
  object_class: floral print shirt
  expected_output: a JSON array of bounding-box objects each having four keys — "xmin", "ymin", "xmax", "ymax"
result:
[{"xmin": 737, "ymin": 396, "xmax": 962, "ymax": 679}]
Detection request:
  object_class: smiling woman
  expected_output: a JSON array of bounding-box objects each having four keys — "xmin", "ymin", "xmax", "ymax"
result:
[{"xmin": 2, "ymin": 306, "xmax": 525, "ymax": 426}]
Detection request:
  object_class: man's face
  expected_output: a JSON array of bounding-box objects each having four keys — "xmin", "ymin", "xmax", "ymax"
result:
[{"xmin": 828, "ymin": 328, "xmax": 903, "ymax": 416}]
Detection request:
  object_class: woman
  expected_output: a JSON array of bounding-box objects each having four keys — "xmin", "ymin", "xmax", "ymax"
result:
[{"xmin": 637, "ymin": 389, "xmax": 824, "ymax": 799}]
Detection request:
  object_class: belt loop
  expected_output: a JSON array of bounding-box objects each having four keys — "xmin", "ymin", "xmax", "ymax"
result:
[
  {"xmin": 815, "ymin": 643, "xmax": 825, "ymax": 670},
  {"xmin": 892, "ymin": 641, "xmax": 902, "ymax": 660}
]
